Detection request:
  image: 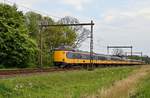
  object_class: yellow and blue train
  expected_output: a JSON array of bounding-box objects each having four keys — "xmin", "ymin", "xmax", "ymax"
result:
[{"xmin": 54, "ymin": 49, "xmax": 144, "ymax": 67}]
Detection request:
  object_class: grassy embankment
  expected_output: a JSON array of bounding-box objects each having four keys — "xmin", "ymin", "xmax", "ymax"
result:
[
  {"xmin": 131, "ymin": 70, "xmax": 150, "ymax": 98},
  {"xmin": 0, "ymin": 66, "xmax": 138, "ymax": 98},
  {"xmin": 86, "ymin": 65, "xmax": 150, "ymax": 98}
]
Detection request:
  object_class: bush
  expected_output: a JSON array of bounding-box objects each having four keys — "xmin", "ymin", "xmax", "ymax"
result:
[{"xmin": 0, "ymin": 4, "xmax": 38, "ymax": 68}]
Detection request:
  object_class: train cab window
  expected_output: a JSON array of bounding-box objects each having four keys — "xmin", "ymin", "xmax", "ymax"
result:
[
  {"xmin": 72, "ymin": 53, "xmax": 76, "ymax": 58},
  {"xmin": 66, "ymin": 52, "xmax": 73, "ymax": 59},
  {"xmin": 71, "ymin": 53, "xmax": 81, "ymax": 59}
]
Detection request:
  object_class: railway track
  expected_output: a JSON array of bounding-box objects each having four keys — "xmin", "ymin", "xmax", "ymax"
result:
[{"xmin": 0, "ymin": 67, "xmax": 81, "ymax": 77}]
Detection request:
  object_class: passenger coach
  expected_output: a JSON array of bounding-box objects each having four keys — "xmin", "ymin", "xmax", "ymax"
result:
[{"xmin": 54, "ymin": 49, "xmax": 144, "ymax": 67}]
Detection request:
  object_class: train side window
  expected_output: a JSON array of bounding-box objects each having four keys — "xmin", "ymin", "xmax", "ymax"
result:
[
  {"xmin": 81, "ymin": 54, "xmax": 84, "ymax": 59},
  {"xmin": 95, "ymin": 56, "xmax": 97, "ymax": 60},
  {"xmin": 97, "ymin": 56, "xmax": 99, "ymax": 60},
  {"xmin": 96, "ymin": 56, "xmax": 98, "ymax": 60},
  {"xmin": 87, "ymin": 55, "xmax": 89, "ymax": 59},
  {"xmin": 87, "ymin": 55, "xmax": 90, "ymax": 60},
  {"xmin": 98, "ymin": 56, "xmax": 106, "ymax": 60},
  {"xmin": 77, "ymin": 54, "xmax": 81, "ymax": 59},
  {"xmin": 81, "ymin": 54, "xmax": 87, "ymax": 59},
  {"xmin": 93, "ymin": 56, "xmax": 95, "ymax": 60}
]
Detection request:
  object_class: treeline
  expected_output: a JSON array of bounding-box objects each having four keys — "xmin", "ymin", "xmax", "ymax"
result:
[
  {"xmin": 0, "ymin": 4, "xmax": 77, "ymax": 68},
  {"xmin": 128, "ymin": 55, "xmax": 150, "ymax": 64}
]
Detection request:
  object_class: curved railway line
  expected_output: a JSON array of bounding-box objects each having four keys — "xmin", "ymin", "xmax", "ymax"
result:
[{"xmin": 0, "ymin": 65, "xmax": 140, "ymax": 78}]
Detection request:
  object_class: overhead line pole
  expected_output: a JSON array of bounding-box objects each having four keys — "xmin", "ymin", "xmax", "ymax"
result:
[
  {"xmin": 90, "ymin": 20, "xmax": 94, "ymax": 70},
  {"xmin": 39, "ymin": 26, "xmax": 42, "ymax": 68},
  {"xmin": 39, "ymin": 21, "xmax": 94, "ymax": 70}
]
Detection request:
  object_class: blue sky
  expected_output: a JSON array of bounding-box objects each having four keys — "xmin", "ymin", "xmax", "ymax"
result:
[{"xmin": 1, "ymin": 0, "xmax": 150, "ymax": 56}]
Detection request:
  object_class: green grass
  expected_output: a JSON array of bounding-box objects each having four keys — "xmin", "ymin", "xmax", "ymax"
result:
[
  {"xmin": 0, "ymin": 66, "xmax": 138, "ymax": 98},
  {"xmin": 131, "ymin": 72, "xmax": 150, "ymax": 98}
]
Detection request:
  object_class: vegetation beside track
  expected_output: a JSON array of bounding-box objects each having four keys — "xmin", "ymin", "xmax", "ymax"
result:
[
  {"xmin": 0, "ymin": 66, "xmax": 138, "ymax": 98},
  {"xmin": 131, "ymin": 71, "xmax": 150, "ymax": 98},
  {"xmin": 0, "ymin": 4, "xmax": 77, "ymax": 68}
]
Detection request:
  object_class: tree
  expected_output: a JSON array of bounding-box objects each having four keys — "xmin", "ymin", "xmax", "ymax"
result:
[
  {"xmin": 58, "ymin": 16, "xmax": 91, "ymax": 48},
  {"xmin": 0, "ymin": 4, "xmax": 38, "ymax": 68},
  {"xmin": 25, "ymin": 12, "xmax": 55, "ymax": 38},
  {"xmin": 40, "ymin": 26, "xmax": 77, "ymax": 66},
  {"xmin": 43, "ymin": 26, "xmax": 77, "ymax": 51},
  {"xmin": 25, "ymin": 12, "xmax": 77, "ymax": 66},
  {"xmin": 142, "ymin": 56, "xmax": 150, "ymax": 64},
  {"xmin": 25, "ymin": 11, "xmax": 42, "ymax": 38},
  {"xmin": 128, "ymin": 55, "xmax": 150, "ymax": 64}
]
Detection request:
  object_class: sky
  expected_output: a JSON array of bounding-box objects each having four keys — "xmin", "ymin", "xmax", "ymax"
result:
[{"xmin": 1, "ymin": 0, "xmax": 150, "ymax": 56}]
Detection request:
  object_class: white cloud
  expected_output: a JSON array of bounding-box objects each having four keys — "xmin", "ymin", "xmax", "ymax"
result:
[
  {"xmin": 101, "ymin": 6, "xmax": 150, "ymax": 23},
  {"xmin": 61, "ymin": 0, "xmax": 92, "ymax": 11},
  {"xmin": 13, "ymin": 0, "xmax": 37, "ymax": 7},
  {"xmin": 95, "ymin": 6, "xmax": 150, "ymax": 55},
  {"xmin": 104, "ymin": 15, "xmax": 114, "ymax": 22},
  {"xmin": 0, "ymin": 0, "xmax": 42, "ymax": 7},
  {"xmin": 137, "ymin": 8, "xmax": 150, "ymax": 19}
]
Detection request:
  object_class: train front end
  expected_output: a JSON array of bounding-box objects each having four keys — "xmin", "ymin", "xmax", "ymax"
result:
[{"xmin": 53, "ymin": 50, "xmax": 67, "ymax": 67}]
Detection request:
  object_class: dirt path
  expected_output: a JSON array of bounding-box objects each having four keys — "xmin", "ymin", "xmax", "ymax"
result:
[{"xmin": 86, "ymin": 65, "xmax": 150, "ymax": 98}]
